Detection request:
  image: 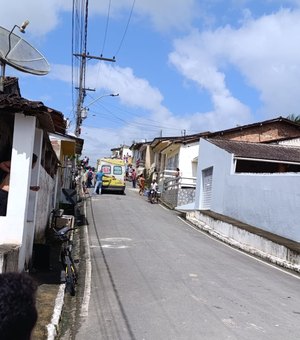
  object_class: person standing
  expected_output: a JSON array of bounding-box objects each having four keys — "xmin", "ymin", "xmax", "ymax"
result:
[
  {"xmin": 94, "ymin": 168, "xmax": 104, "ymax": 194},
  {"xmin": 175, "ymin": 167, "xmax": 181, "ymax": 185},
  {"xmin": 87, "ymin": 167, "xmax": 94, "ymax": 188},
  {"xmin": 138, "ymin": 173, "xmax": 145, "ymax": 195},
  {"xmin": 131, "ymin": 169, "xmax": 137, "ymax": 188}
]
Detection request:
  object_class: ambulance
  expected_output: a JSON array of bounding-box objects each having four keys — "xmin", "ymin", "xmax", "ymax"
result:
[{"xmin": 97, "ymin": 158, "xmax": 126, "ymax": 194}]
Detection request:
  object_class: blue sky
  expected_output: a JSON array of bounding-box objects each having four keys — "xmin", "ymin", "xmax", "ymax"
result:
[{"xmin": 1, "ymin": 0, "xmax": 300, "ymax": 165}]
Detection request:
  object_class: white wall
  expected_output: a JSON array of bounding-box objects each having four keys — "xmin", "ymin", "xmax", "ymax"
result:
[
  {"xmin": 178, "ymin": 143, "xmax": 199, "ymax": 178},
  {"xmin": 196, "ymin": 138, "xmax": 300, "ymax": 242},
  {"xmin": 34, "ymin": 167, "xmax": 56, "ymax": 243},
  {"xmin": 0, "ymin": 114, "xmax": 37, "ymax": 271}
]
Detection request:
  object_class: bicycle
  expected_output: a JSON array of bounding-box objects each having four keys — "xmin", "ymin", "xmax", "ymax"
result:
[
  {"xmin": 48, "ymin": 209, "xmax": 78, "ymax": 296},
  {"xmin": 53, "ymin": 225, "xmax": 78, "ymax": 296}
]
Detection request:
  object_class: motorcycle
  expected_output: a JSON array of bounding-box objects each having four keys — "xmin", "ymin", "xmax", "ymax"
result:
[{"xmin": 148, "ymin": 188, "xmax": 160, "ymax": 204}]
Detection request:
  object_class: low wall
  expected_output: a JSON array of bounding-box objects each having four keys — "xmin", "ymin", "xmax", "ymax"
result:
[
  {"xmin": 161, "ymin": 187, "xmax": 196, "ymax": 209},
  {"xmin": 186, "ymin": 210, "xmax": 300, "ymax": 272}
]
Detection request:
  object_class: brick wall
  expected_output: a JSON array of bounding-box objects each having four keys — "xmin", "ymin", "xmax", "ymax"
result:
[{"xmin": 214, "ymin": 122, "xmax": 300, "ymax": 142}]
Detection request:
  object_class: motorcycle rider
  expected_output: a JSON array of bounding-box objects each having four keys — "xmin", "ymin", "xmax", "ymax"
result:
[{"xmin": 148, "ymin": 179, "xmax": 158, "ymax": 201}]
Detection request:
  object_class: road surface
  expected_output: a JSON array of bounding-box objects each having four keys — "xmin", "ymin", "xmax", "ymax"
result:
[{"xmin": 72, "ymin": 188, "xmax": 300, "ymax": 340}]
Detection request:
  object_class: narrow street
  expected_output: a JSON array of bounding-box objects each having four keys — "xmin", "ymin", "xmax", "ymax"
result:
[{"xmin": 67, "ymin": 188, "xmax": 300, "ymax": 340}]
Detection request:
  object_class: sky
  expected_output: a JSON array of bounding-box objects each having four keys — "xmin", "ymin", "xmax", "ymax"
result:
[{"xmin": 1, "ymin": 0, "xmax": 300, "ymax": 166}]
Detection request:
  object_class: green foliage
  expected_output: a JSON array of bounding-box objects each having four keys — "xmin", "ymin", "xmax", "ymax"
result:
[{"xmin": 287, "ymin": 114, "xmax": 300, "ymax": 123}]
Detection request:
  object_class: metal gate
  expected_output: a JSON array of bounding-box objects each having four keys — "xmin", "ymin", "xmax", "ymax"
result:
[{"xmin": 201, "ymin": 167, "xmax": 213, "ymax": 210}]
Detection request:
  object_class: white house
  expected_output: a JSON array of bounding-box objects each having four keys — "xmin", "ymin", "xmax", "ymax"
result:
[
  {"xmin": 192, "ymin": 138, "xmax": 300, "ymax": 242},
  {"xmin": 0, "ymin": 77, "xmax": 82, "ymax": 272}
]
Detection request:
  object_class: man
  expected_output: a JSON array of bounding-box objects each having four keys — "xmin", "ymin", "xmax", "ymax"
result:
[
  {"xmin": 0, "ymin": 272, "xmax": 38, "ymax": 340},
  {"xmin": 131, "ymin": 168, "xmax": 137, "ymax": 188},
  {"xmin": 94, "ymin": 168, "xmax": 104, "ymax": 194}
]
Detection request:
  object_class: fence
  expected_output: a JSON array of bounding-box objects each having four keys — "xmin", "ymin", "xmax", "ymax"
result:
[{"xmin": 157, "ymin": 170, "xmax": 197, "ymax": 209}]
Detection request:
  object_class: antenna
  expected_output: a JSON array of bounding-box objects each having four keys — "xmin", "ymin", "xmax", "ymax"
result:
[{"xmin": 0, "ymin": 23, "xmax": 50, "ymax": 91}]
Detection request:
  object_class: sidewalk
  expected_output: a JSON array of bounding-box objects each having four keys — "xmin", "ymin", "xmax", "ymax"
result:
[
  {"xmin": 31, "ymin": 242, "xmax": 65, "ymax": 339},
  {"xmin": 31, "ymin": 198, "xmax": 86, "ymax": 339}
]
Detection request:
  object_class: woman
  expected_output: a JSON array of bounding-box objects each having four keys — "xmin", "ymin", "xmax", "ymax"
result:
[{"xmin": 138, "ymin": 174, "xmax": 145, "ymax": 196}]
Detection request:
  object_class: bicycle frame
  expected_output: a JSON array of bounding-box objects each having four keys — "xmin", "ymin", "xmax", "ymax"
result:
[{"xmin": 52, "ymin": 225, "xmax": 77, "ymax": 296}]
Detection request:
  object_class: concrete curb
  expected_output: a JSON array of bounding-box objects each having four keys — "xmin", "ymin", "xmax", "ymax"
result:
[{"xmin": 46, "ymin": 284, "xmax": 65, "ymax": 340}]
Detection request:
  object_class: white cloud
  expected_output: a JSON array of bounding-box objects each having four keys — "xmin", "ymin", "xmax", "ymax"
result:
[
  {"xmin": 85, "ymin": 63, "xmax": 164, "ymax": 111},
  {"xmin": 0, "ymin": 0, "xmax": 71, "ymax": 37},
  {"xmin": 169, "ymin": 8, "xmax": 300, "ymax": 124},
  {"xmin": 90, "ymin": 0, "xmax": 199, "ymax": 32}
]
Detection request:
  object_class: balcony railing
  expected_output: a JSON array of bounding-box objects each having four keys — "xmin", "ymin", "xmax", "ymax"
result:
[{"xmin": 158, "ymin": 170, "xmax": 197, "ymax": 191}]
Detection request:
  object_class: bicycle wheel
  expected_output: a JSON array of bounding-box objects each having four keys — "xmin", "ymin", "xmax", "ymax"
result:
[
  {"xmin": 65, "ymin": 263, "xmax": 76, "ymax": 296},
  {"xmin": 150, "ymin": 192, "xmax": 156, "ymax": 204}
]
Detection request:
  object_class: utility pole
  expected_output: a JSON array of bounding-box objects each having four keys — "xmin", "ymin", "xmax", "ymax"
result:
[{"xmin": 73, "ymin": 0, "xmax": 116, "ymax": 137}]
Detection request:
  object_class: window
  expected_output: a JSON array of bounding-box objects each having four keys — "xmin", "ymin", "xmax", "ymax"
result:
[
  {"xmin": 113, "ymin": 166, "xmax": 123, "ymax": 175},
  {"xmin": 101, "ymin": 165, "xmax": 111, "ymax": 174},
  {"xmin": 235, "ymin": 159, "xmax": 300, "ymax": 173}
]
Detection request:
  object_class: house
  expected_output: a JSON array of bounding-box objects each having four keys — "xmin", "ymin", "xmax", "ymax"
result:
[
  {"xmin": 175, "ymin": 115, "xmax": 300, "ymax": 210},
  {"xmin": 0, "ymin": 77, "xmax": 82, "ymax": 272},
  {"xmin": 187, "ymin": 138, "xmax": 300, "ymax": 241},
  {"xmin": 151, "ymin": 133, "xmax": 208, "ymax": 208},
  {"xmin": 129, "ymin": 141, "xmax": 153, "ymax": 177},
  {"xmin": 111, "ymin": 144, "xmax": 132, "ymax": 163},
  {"xmin": 206, "ymin": 116, "xmax": 300, "ymax": 142}
]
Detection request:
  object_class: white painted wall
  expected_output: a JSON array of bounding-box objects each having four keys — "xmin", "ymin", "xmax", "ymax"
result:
[
  {"xmin": 178, "ymin": 142, "xmax": 199, "ymax": 178},
  {"xmin": 195, "ymin": 138, "xmax": 300, "ymax": 242},
  {"xmin": 34, "ymin": 167, "xmax": 56, "ymax": 243},
  {"xmin": 0, "ymin": 114, "xmax": 37, "ymax": 270}
]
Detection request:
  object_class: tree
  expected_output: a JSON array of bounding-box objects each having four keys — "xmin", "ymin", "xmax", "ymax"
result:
[{"xmin": 287, "ymin": 114, "xmax": 300, "ymax": 123}]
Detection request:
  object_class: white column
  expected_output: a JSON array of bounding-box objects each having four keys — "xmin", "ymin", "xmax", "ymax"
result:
[{"xmin": 0, "ymin": 114, "xmax": 36, "ymax": 271}]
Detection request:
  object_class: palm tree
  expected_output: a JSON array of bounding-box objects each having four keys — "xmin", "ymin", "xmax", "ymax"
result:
[{"xmin": 287, "ymin": 114, "xmax": 300, "ymax": 123}]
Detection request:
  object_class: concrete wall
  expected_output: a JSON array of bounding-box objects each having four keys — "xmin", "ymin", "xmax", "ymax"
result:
[
  {"xmin": 34, "ymin": 167, "xmax": 56, "ymax": 243},
  {"xmin": 162, "ymin": 187, "xmax": 196, "ymax": 209},
  {"xmin": 178, "ymin": 142, "xmax": 199, "ymax": 179},
  {"xmin": 195, "ymin": 138, "xmax": 300, "ymax": 242}
]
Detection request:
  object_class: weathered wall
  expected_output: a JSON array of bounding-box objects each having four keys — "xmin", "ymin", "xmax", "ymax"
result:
[
  {"xmin": 34, "ymin": 167, "xmax": 56, "ymax": 243},
  {"xmin": 162, "ymin": 187, "xmax": 196, "ymax": 209}
]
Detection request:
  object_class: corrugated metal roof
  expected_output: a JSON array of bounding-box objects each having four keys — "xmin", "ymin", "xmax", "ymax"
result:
[{"xmin": 208, "ymin": 138, "xmax": 300, "ymax": 163}]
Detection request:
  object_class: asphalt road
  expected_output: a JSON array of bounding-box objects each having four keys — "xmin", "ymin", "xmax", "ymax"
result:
[{"xmin": 74, "ymin": 187, "xmax": 300, "ymax": 340}]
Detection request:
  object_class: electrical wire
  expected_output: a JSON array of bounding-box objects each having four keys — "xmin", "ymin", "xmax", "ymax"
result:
[
  {"xmin": 86, "ymin": 103, "xmax": 196, "ymax": 134},
  {"xmin": 114, "ymin": 0, "xmax": 136, "ymax": 58},
  {"xmin": 101, "ymin": 0, "xmax": 112, "ymax": 56},
  {"xmin": 84, "ymin": 93, "xmax": 200, "ymax": 133}
]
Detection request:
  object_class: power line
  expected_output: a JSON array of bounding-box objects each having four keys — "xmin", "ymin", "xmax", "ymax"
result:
[
  {"xmin": 101, "ymin": 0, "xmax": 112, "ymax": 56},
  {"xmin": 114, "ymin": 0, "xmax": 136, "ymax": 58}
]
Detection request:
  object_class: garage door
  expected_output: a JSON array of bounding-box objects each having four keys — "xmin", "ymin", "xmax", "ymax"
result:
[{"xmin": 201, "ymin": 167, "xmax": 213, "ymax": 210}]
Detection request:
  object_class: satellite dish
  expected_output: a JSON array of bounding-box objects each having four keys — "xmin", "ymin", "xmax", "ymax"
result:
[{"xmin": 0, "ymin": 25, "xmax": 50, "ymax": 78}]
